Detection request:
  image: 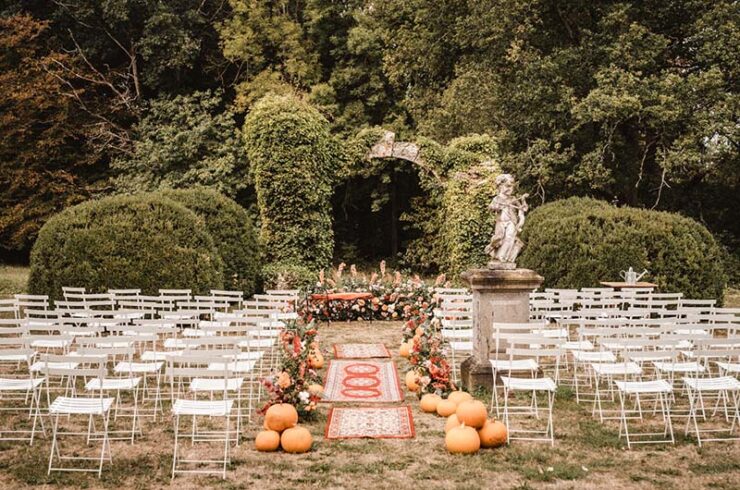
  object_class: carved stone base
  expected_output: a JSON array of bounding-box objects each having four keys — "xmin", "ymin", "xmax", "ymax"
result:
[
  {"xmin": 460, "ymin": 356, "xmax": 493, "ymax": 390},
  {"xmin": 459, "ymin": 267, "xmax": 544, "ymax": 392},
  {"xmin": 487, "ymin": 261, "xmax": 516, "ymax": 270}
]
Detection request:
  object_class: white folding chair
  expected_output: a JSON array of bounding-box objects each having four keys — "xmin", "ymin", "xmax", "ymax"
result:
[
  {"xmin": 169, "ymin": 353, "xmax": 242, "ymax": 479},
  {"xmin": 614, "ymin": 379, "xmax": 674, "ymax": 449},
  {"xmin": 0, "ymin": 336, "xmax": 45, "ymax": 444},
  {"xmin": 42, "ymin": 354, "xmax": 114, "ymax": 477}
]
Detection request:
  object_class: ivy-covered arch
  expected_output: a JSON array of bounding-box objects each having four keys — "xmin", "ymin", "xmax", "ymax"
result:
[
  {"xmin": 243, "ymin": 94, "xmax": 500, "ymax": 281},
  {"xmin": 345, "ymin": 129, "xmax": 501, "ymax": 278}
]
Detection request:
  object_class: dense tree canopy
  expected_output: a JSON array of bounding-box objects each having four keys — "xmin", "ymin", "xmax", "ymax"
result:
[
  {"xmin": 1, "ymin": 1, "xmax": 737, "ymax": 283},
  {"xmin": 112, "ymin": 90, "xmax": 250, "ymax": 202},
  {"xmin": 0, "ymin": 15, "xmax": 103, "ymax": 258}
]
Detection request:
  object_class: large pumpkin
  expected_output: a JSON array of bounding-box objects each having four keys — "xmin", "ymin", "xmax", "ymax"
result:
[
  {"xmin": 405, "ymin": 370, "xmax": 420, "ymax": 392},
  {"xmin": 254, "ymin": 430, "xmax": 281, "ymax": 452},
  {"xmin": 445, "ymin": 424, "xmax": 481, "ymax": 454},
  {"xmin": 448, "ymin": 391, "xmax": 473, "ymax": 405},
  {"xmin": 436, "ymin": 399, "xmax": 457, "ymax": 417},
  {"xmin": 264, "ymin": 403, "xmax": 298, "ymax": 432},
  {"xmin": 420, "ymin": 393, "xmax": 441, "ymax": 413},
  {"xmin": 456, "ymin": 400, "xmax": 487, "ymax": 429},
  {"xmin": 445, "ymin": 413, "xmax": 462, "ymax": 433},
  {"xmin": 399, "ymin": 342, "xmax": 411, "ymax": 358},
  {"xmin": 281, "ymin": 426, "xmax": 313, "ymax": 453},
  {"xmin": 478, "ymin": 419, "xmax": 508, "ymax": 448}
]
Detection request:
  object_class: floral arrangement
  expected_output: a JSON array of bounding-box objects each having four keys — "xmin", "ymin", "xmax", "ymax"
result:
[
  {"xmin": 404, "ymin": 305, "xmax": 457, "ymax": 396},
  {"xmin": 303, "ymin": 261, "xmax": 448, "ymax": 322},
  {"xmin": 261, "ymin": 320, "xmax": 324, "ymax": 419}
]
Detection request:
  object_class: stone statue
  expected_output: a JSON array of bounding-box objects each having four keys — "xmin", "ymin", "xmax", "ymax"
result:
[{"xmin": 484, "ymin": 173, "xmax": 529, "ymax": 268}]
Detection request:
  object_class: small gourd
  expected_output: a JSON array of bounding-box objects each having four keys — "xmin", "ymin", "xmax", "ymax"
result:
[
  {"xmin": 420, "ymin": 393, "xmax": 442, "ymax": 413},
  {"xmin": 254, "ymin": 430, "xmax": 281, "ymax": 452},
  {"xmin": 436, "ymin": 398, "xmax": 457, "ymax": 417}
]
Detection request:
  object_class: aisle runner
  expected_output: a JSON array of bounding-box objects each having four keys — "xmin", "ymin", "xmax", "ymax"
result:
[
  {"xmin": 322, "ymin": 360, "xmax": 403, "ymax": 403},
  {"xmin": 333, "ymin": 343, "xmax": 391, "ymax": 359},
  {"xmin": 325, "ymin": 406, "xmax": 415, "ymax": 439}
]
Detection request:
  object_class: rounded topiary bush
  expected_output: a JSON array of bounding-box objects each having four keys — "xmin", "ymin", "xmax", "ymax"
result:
[
  {"xmin": 29, "ymin": 194, "xmax": 223, "ymax": 299},
  {"xmin": 518, "ymin": 197, "xmax": 727, "ymax": 300},
  {"xmin": 161, "ymin": 188, "xmax": 260, "ymax": 295}
]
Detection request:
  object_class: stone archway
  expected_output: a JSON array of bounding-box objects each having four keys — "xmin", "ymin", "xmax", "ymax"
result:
[{"xmin": 367, "ymin": 130, "xmax": 442, "ymax": 182}]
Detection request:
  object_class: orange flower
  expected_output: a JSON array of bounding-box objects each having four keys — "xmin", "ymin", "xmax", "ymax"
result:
[{"xmin": 277, "ymin": 372, "xmax": 292, "ymax": 389}]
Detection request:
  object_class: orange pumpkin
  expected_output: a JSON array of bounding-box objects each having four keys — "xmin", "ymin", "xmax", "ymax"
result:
[
  {"xmin": 445, "ymin": 413, "xmax": 462, "ymax": 433},
  {"xmin": 436, "ymin": 399, "xmax": 457, "ymax": 417},
  {"xmin": 405, "ymin": 370, "xmax": 420, "ymax": 392},
  {"xmin": 445, "ymin": 424, "xmax": 481, "ymax": 454},
  {"xmin": 399, "ymin": 342, "xmax": 411, "ymax": 358},
  {"xmin": 281, "ymin": 426, "xmax": 313, "ymax": 453},
  {"xmin": 420, "ymin": 393, "xmax": 441, "ymax": 413},
  {"xmin": 455, "ymin": 400, "xmax": 487, "ymax": 429},
  {"xmin": 254, "ymin": 430, "xmax": 281, "ymax": 452},
  {"xmin": 308, "ymin": 384, "xmax": 324, "ymax": 396},
  {"xmin": 478, "ymin": 419, "xmax": 508, "ymax": 448},
  {"xmin": 308, "ymin": 350, "xmax": 324, "ymax": 369},
  {"xmin": 448, "ymin": 391, "xmax": 473, "ymax": 405},
  {"xmin": 264, "ymin": 403, "xmax": 298, "ymax": 432}
]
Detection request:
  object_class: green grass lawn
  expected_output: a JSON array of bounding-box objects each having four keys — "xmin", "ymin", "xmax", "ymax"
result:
[
  {"xmin": 1, "ymin": 321, "xmax": 739, "ymax": 489},
  {"xmin": 0, "ymin": 265, "xmax": 28, "ymax": 296}
]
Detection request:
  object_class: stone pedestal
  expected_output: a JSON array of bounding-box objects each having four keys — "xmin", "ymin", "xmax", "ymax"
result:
[{"xmin": 459, "ymin": 267, "xmax": 543, "ymax": 391}]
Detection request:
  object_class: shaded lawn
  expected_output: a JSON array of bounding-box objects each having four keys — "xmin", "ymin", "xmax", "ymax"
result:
[{"xmin": 1, "ymin": 320, "xmax": 739, "ymax": 489}]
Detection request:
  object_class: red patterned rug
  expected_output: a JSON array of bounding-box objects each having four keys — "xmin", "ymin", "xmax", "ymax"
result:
[
  {"xmin": 325, "ymin": 406, "xmax": 415, "ymax": 439},
  {"xmin": 333, "ymin": 343, "xmax": 391, "ymax": 359},
  {"xmin": 322, "ymin": 360, "xmax": 404, "ymax": 403}
]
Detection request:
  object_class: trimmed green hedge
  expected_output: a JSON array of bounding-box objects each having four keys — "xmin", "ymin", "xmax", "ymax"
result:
[
  {"xmin": 243, "ymin": 94, "xmax": 338, "ymax": 271},
  {"xmin": 160, "ymin": 188, "xmax": 260, "ymax": 295},
  {"xmin": 29, "ymin": 194, "xmax": 223, "ymax": 299},
  {"xmin": 518, "ymin": 197, "xmax": 727, "ymax": 300}
]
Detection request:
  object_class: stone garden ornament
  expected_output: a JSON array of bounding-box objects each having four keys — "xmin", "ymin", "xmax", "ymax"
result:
[{"xmin": 485, "ymin": 173, "xmax": 529, "ymax": 268}]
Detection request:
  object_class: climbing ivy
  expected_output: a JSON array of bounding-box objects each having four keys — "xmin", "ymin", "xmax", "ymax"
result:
[{"xmin": 243, "ymin": 94, "xmax": 340, "ymax": 272}]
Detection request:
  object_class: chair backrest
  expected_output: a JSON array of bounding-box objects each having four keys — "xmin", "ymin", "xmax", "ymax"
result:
[
  {"xmin": 62, "ymin": 287, "xmax": 86, "ymax": 300},
  {"xmin": 40, "ymin": 353, "xmax": 107, "ymax": 378},
  {"xmin": 15, "ymin": 294, "xmax": 49, "ymax": 313}
]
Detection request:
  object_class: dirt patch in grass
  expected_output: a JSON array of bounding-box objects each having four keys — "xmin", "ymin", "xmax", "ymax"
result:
[{"xmin": 1, "ymin": 321, "xmax": 739, "ymax": 489}]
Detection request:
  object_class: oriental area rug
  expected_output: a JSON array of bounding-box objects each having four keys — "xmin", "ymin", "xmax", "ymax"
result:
[
  {"xmin": 322, "ymin": 359, "xmax": 404, "ymax": 403},
  {"xmin": 325, "ymin": 406, "xmax": 415, "ymax": 439},
  {"xmin": 333, "ymin": 343, "xmax": 391, "ymax": 359}
]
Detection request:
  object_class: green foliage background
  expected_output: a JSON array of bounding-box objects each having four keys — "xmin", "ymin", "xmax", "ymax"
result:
[
  {"xmin": 112, "ymin": 91, "xmax": 250, "ymax": 202},
  {"xmin": 28, "ymin": 194, "xmax": 224, "ymax": 299},
  {"xmin": 519, "ymin": 197, "xmax": 727, "ymax": 300}
]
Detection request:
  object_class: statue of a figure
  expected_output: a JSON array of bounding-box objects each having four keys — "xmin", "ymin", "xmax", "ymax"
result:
[{"xmin": 484, "ymin": 174, "xmax": 529, "ymax": 267}]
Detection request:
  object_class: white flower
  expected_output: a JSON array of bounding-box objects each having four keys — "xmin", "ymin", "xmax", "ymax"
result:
[{"xmin": 298, "ymin": 391, "xmax": 310, "ymax": 403}]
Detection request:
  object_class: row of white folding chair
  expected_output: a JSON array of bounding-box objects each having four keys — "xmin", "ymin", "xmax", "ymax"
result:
[{"xmin": 613, "ymin": 348, "xmax": 740, "ymax": 448}]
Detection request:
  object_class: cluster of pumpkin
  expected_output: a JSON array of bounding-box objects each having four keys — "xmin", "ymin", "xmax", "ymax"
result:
[
  {"xmin": 255, "ymin": 403, "xmax": 313, "ymax": 453},
  {"xmin": 420, "ymin": 391, "xmax": 507, "ymax": 454}
]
